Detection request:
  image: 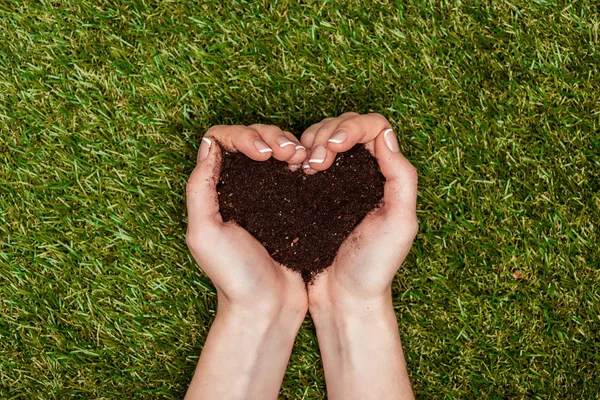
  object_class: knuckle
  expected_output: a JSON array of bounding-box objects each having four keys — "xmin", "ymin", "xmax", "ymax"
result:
[
  {"xmin": 185, "ymin": 230, "xmax": 200, "ymax": 251},
  {"xmin": 205, "ymin": 125, "xmax": 234, "ymax": 149},
  {"xmin": 400, "ymin": 162, "xmax": 419, "ymax": 187},
  {"xmin": 377, "ymin": 210, "xmax": 418, "ymax": 244},
  {"xmin": 367, "ymin": 112, "xmax": 389, "ymax": 124},
  {"xmin": 186, "ymin": 224, "xmax": 221, "ymax": 252},
  {"xmin": 318, "ymin": 119, "xmax": 337, "ymax": 132},
  {"xmin": 385, "ymin": 212, "xmax": 418, "ymax": 241},
  {"xmin": 253, "ymin": 124, "xmax": 282, "ymax": 137},
  {"xmin": 248, "ymin": 123, "xmax": 267, "ymax": 130},
  {"xmin": 299, "ymin": 132, "xmax": 312, "ymax": 144},
  {"xmin": 185, "ymin": 167, "xmax": 203, "ymax": 188},
  {"xmin": 336, "ymin": 118, "xmax": 357, "ymax": 131},
  {"xmin": 205, "ymin": 125, "xmax": 223, "ymax": 138},
  {"xmin": 406, "ymin": 163, "xmax": 418, "ymax": 179},
  {"xmin": 407, "ymin": 166, "xmax": 419, "ymax": 187},
  {"xmin": 185, "ymin": 180, "xmax": 195, "ymax": 193},
  {"xmin": 303, "ymin": 121, "xmax": 326, "ymax": 135}
]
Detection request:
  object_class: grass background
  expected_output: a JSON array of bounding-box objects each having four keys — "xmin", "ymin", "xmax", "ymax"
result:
[{"xmin": 1, "ymin": 0, "xmax": 599, "ymax": 398}]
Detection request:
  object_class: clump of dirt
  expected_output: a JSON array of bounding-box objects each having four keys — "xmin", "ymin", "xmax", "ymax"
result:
[{"xmin": 217, "ymin": 145, "xmax": 385, "ymax": 283}]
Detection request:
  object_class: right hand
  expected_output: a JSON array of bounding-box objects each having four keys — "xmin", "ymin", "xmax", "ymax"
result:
[
  {"xmin": 185, "ymin": 125, "xmax": 311, "ymax": 400},
  {"xmin": 186, "ymin": 125, "xmax": 309, "ymax": 314}
]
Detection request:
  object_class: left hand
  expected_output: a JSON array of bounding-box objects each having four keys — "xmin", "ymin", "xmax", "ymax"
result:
[
  {"xmin": 299, "ymin": 112, "xmax": 418, "ymax": 308},
  {"xmin": 299, "ymin": 113, "xmax": 418, "ymax": 400}
]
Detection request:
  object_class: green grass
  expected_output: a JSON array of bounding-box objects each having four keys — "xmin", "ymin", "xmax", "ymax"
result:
[{"xmin": 1, "ymin": 0, "xmax": 599, "ymax": 398}]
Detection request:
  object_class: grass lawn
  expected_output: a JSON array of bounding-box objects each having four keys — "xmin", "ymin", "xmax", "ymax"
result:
[{"xmin": 1, "ymin": 0, "xmax": 599, "ymax": 398}]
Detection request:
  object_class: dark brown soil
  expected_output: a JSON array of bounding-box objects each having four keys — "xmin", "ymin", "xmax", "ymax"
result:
[{"xmin": 217, "ymin": 145, "xmax": 385, "ymax": 283}]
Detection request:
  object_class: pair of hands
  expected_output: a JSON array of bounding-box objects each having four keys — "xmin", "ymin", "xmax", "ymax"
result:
[
  {"xmin": 186, "ymin": 112, "xmax": 418, "ymax": 316},
  {"xmin": 185, "ymin": 112, "xmax": 418, "ymax": 399}
]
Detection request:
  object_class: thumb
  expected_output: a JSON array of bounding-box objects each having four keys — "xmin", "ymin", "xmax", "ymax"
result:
[
  {"xmin": 373, "ymin": 129, "xmax": 418, "ymax": 231},
  {"xmin": 186, "ymin": 138, "xmax": 223, "ymax": 240}
]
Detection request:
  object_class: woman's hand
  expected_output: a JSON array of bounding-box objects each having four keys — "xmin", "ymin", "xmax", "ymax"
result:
[
  {"xmin": 185, "ymin": 124, "xmax": 308, "ymax": 400},
  {"xmin": 302, "ymin": 113, "xmax": 418, "ymax": 304},
  {"xmin": 186, "ymin": 124, "xmax": 308, "ymax": 312},
  {"xmin": 301, "ymin": 113, "xmax": 418, "ymax": 400}
]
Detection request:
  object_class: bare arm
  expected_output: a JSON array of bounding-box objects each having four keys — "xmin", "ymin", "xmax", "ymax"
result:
[
  {"xmin": 185, "ymin": 301, "xmax": 305, "ymax": 400},
  {"xmin": 311, "ymin": 295, "xmax": 413, "ymax": 400},
  {"xmin": 184, "ymin": 125, "xmax": 308, "ymax": 399},
  {"xmin": 302, "ymin": 113, "xmax": 418, "ymax": 399}
]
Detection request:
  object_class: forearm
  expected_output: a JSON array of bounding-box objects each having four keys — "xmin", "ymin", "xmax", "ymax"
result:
[
  {"xmin": 185, "ymin": 301, "xmax": 305, "ymax": 400},
  {"xmin": 311, "ymin": 295, "xmax": 414, "ymax": 400}
]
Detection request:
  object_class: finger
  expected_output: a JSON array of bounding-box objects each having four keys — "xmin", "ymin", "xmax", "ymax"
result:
[
  {"xmin": 301, "ymin": 148, "xmax": 319, "ymax": 175},
  {"xmin": 307, "ymin": 113, "xmax": 359, "ymax": 172},
  {"xmin": 306, "ymin": 143, "xmax": 337, "ymax": 171},
  {"xmin": 300, "ymin": 117, "xmax": 334, "ymax": 149},
  {"xmin": 249, "ymin": 124, "xmax": 297, "ymax": 162},
  {"xmin": 205, "ymin": 125, "xmax": 273, "ymax": 161},
  {"xmin": 311, "ymin": 112, "xmax": 359, "ymax": 149},
  {"xmin": 302, "ymin": 149, "xmax": 311, "ymax": 171},
  {"xmin": 373, "ymin": 128, "xmax": 418, "ymax": 225},
  {"xmin": 186, "ymin": 138, "xmax": 223, "ymax": 240},
  {"xmin": 300, "ymin": 120, "xmax": 328, "ymax": 174},
  {"xmin": 283, "ymin": 131, "xmax": 308, "ymax": 165},
  {"xmin": 325, "ymin": 113, "xmax": 392, "ymax": 153}
]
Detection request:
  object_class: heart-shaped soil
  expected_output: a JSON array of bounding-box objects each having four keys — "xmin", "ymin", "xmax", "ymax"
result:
[{"xmin": 217, "ymin": 145, "xmax": 385, "ymax": 283}]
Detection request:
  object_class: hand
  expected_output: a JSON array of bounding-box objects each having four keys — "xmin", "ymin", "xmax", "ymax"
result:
[
  {"xmin": 185, "ymin": 124, "xmax": 308, "ymax": 400},
  {"xmin": 186, "ymin": 124, "xmax": 308, "ymax": 313},
  {"xmin": 302, "ymin": 113, "xmax": 418, "ymax": 306},
  {"xmin": 301, "ymin": 113, "xmax": 418, "ymax": 400}
]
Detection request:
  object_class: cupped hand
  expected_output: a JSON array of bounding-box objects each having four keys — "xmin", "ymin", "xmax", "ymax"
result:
[
  {"xmin": 186, "ymin": 124, "xmax": 308, "ymax": 314},
  {"xmin": 301, "ymin": 113, "xmax": 419, "ymax": 309}
]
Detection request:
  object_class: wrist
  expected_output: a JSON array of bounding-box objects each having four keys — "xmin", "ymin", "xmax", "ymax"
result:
[
  {"xmin": 215, "ymin": 276, "xmax": 308, "ymax": 325},
  {"xmin": 308, "ymin": 277, "xmax": 393, "ymax": 318},
  {"xmin": 310, "ymin": 287, "xmax": 397, "ymax": 347},
  {"xmin": 310, "ymin": 295, "xmax": 395, "ymax": 329},
  {"xmin": 217, "ymin": 293, "xmax": 307, "ymax": 332}
]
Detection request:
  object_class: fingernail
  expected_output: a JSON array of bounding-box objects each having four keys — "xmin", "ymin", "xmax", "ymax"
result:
[
  {"xmin": 309, "ymin": 145, "xmax": 327, "ymax": 164},
  {"xmin": 302, "ymin": 150, "xmax": 311, "ymax": 169},
  {"xmin": 295, "ymin": 143, "xmax": 306, "ymax": 151},
  {"xmin": 199, "ymin": 137, "xmax": 211, "ymax": 161},
  {"xmin": 254, "ymin": 140, "xmax": 273, "ymax": 154},
  {"xmin": 276, "ymin": 136, "xmax": 296, "ymax": 148},
  {"xmin": 328, "ymin": 130, "xmax": 348, "ymax": 144},
  {"xmin": 384, "ymin": 129, "xmax": 400, "ymax": 153}
]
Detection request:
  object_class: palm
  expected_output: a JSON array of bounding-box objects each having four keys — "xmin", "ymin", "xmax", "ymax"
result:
[
  {"xmin": 311, "ymin": 207, "xmax": 417, "ymax": 301},
  {"xmin": 213, "ymin": 224, "xmax": 275, "ymax": 292},
  {"xmin": 192, "ymin": 222, "xmax": 306, "ymax": 306}
]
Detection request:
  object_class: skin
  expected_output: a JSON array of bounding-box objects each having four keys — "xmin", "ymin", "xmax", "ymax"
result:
[
  {"xmin": 185, "ymin": 125, "xmax": 308, "ymax": 400},
  {"xmin": 185, "ymin": 114, "xmax": 418, "ymax": 400},
  {"xmin": 303, "ymin": 113, "xmax": 418, "ymax": 400}
]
